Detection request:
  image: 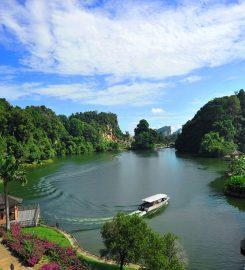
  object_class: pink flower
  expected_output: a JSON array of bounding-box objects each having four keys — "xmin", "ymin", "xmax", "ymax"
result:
[{"xmin": 40, "ymin": 263, "xmax": 60, "ymax": 270}]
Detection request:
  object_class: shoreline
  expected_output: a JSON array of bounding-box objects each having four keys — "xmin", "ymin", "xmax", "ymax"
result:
[
  {"xmin": 43, "ymin": 224, "xmax": 139, "ymax": 269},
  {"xmin": 225, "ymin": 190, "xmax": 245, "ymax": 198}
]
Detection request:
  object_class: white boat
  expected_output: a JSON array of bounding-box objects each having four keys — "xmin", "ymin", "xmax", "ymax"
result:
[{"xmin": 131, "ymin": 194, "xmax": 170, "ymax": 217}]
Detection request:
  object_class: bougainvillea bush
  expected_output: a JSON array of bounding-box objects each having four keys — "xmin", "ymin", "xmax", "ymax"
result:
[
  {"xmin": 43, "ymin": 241, "xmax": 86, "ymax": 269},
  {"xmin": 40, "ymin": 263, "xmax": 60, "ymax": 270},
  {"xmin": 3, "ymin": 224, "xmax": 44, "ymax": 266},
  {"xmin": 2, "ymin": 224, "xmax": 87, "ymax": 269}
]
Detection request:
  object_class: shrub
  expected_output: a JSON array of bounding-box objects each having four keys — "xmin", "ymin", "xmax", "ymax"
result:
[
  {"xmin": 227, "ymin": 156, "xmax": 245, "ymax": 176},
  {"xmin": 40, "ymin": 263, "xmax": 60, "ymax": 270},
  {"xmin": 2, "ymin": 223, "xmax": 87, "ymax": 269},
  {"xmin": 225, "ymin": 175, "xmax": 245, "ymax": 194},
  {"xmin": 45, "ymin": 243, "xmax": 86, "ymax": 269},
  {"xmin": 3, "ymin": 223, "xmax": 45, "ymax": 266}
]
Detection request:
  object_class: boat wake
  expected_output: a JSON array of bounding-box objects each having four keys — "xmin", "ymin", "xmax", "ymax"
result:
[{"xmin": 45, "ymin": 207, "xmax": 140, "ymax": 228}]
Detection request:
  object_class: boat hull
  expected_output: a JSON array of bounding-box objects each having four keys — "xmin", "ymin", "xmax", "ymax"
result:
[{"xmin": 131, "ymin": 197, "xmax": 169, "ymax": 217}]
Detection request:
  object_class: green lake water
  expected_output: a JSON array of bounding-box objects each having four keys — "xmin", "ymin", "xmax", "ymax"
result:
[{"xmin": 2, "ymin": 149, "xmax": 245, "ymax": 269}]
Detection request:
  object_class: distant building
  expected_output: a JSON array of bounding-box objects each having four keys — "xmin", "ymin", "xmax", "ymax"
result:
[
  {"xmin": 0, "ymin": 194, "xmax": 40, "ymax": 227},
  {"xmin": 157, "ymin": 126, "xmax": 171, "ymax": 136},
  {"xmin": 224, "ymin": 150, "xmax": 244, "ymax": 160},
  {"xmin": 230, "ymin": 150, "xmax": 244, "ymax": 158}
]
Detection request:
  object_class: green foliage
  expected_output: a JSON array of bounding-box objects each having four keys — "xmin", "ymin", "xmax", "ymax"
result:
[
  {"xmin": 0, "ymin": 156, "xmax": 27, "ymax": 186},
  {"xmin": 101, "ymin": 213, "xmax": 148, "ymax": 270},
  {"xmin": 156, "ymin": 133, "xmax": 177, "ymax": 146},
  {"xmin": 225, "ymin": 175, "xmax": 245, "ymax": 194},
  {"xmin": 227, "ymin": 156, "xmax": 245, "ymax": 176},
  {"xmin": 132, "ymin": 120, "xmax": 157, "ymax": 150},
  {"xmin": 176, "ymin": 90, "xmax": 244, "ymax": 156},
  {"xmin": 144, "ymin": 232, "xmax": 184, "ymax": 270},
  {"xmin": 100, "ymin": 213, "xmax": 185, "ymax": 270},
  {"xmin": 0, "ymin": 99, "xmax": 126, "ymax": 164},
  {"xmin": 0, "ymin": 155, "xmax": 27, "ymax": 230},
  {"xmin": 200, "ymin": 132, "xmax": 236, "ymax": 157}
]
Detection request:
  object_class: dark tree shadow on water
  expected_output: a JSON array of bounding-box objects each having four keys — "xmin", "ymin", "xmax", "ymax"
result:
[
  {"xmin": 209, "ymin": 176, "xmax": 245, "ymax": 212},
  {"xmin": 132, "ymin": 149, "xmax": 159, "ymax": 158}
]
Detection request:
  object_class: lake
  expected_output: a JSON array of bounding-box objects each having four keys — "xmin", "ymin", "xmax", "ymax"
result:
[{"xmin": 3, "ymin": 149, "xmax": 245, "ymax": 269}]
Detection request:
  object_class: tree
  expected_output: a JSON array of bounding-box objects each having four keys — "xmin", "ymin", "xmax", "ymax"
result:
[
  {"xmin": 100, "ymin": 213, "xmax": 148, "ymax": 270},
  {"xmin": 0, "ymin": 156, "xmax": 27, "ymax": 230},
  {"xmin": 143, "ymin": 232, "xmax": 185, "ymax": 270},
  {"xmin": 175, "ymin": 91, "xmax": 243, "ymax": 155},
  {"xmin": 134, "ymin": 119, "xmax": 149, "ymax": 135},
  {"xmin": 0, "ymin": 99, "xmax": 128, "ymax": 163},
  {"xmin": 213, "ymin": 119, "xmax": 236, "ymax": 141},
  {"xmin": 199, "ymin": 132, "xmax": 236, "ymax": 157},
  {"xmin": 143, "ymin": 231, "xmax": 168, "ymax": 270},
  {"xmin": 228, "ymin": 156, "xmax": 245, "ymax": 176},
  {"xmin": 132, "ymin": 119, "xmax": 157, "ymax": 150},
  {"xmin": 100, "ymin": 213, "xmax": 185, "ymax": 270}
]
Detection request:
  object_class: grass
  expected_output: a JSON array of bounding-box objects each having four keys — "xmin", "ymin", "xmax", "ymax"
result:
[{"xmin": 21, "ymin": 225, "xmax": 71, "ymax": 247}]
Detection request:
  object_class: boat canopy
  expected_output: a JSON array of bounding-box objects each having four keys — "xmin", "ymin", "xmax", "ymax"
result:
[{"xmin": 142, "ymin": 194, "xmax": 168, "ymax": 203}]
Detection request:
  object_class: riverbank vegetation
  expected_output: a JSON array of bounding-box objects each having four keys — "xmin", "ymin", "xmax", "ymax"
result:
[
  {"xmin": 132, "ymin": 119, "xmax": 178, "ymax": 150},
  {"xmin": 1, "ymin": 223, "xmax": 136, "ymax": 270},
  {"xmin": 132, "ymin": 119, "xmax": 158, "ymax": 150},
  {"xmin": 175, "ymin": 89, "xmax": 245, "ymax": 157},
  {"xmin": 0, "ymin": 217, "xmax": 185, "ymax": 270},
  {"xmin": 225, "ymin": 156, "xmax": 245, "ymax": 197},
  {"xmin": 101, "ymin": 213, "xmax": 185, "ymax": 270},
  {"xmin": 0, "ymin": 99, "xmax": 128, "ymax": 165},
  {"xmin": 225, "ymin": 175, "xmax": 245, "ymax": 197},
  {"xmin": 2, "ymin": 223, "xmax": 88, "ymax": 269}
]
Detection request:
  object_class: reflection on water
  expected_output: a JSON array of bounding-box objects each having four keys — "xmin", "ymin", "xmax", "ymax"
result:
[
  {"xmin": 210, "ymin": 176, "xmax": 245, "ymax": 212},
  {"xmin": 145, "ymin": 204, "xmax": 168, "ymax": 220},
  {"xmin": 0, "ymin": 149, "xmax": 244, "ymax": 270},
  {"xmin": 131, "ymin": 149, "xmax": 159, "ymax": 158}
]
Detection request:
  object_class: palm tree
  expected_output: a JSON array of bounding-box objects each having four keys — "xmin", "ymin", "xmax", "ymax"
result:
[{"xmin": 0, "ymin": 156, "xmax": 27, "ymax": 230}]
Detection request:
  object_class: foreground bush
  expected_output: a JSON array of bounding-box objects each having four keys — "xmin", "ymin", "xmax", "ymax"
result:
[
  {"xmin": 227, "ymin": 156, "xmax": 245, "ymax": 176},
  {"xmin": 3, "ymin": 224, "xmax": 44, "ymax": 266},
  {"xmin": 2, "ymin": 224, "xmax": 87, "ymax": 269},
  {"xmin": 101, "ymin": 213, "xmax": 185, "ymax": 270},
  {"xmin": 225, "ymin": 175, "xmax": 245, "ymax": 195},
  {"xmin": 40, "ymin": 263, "xmax": 60, "ymax": 270}
]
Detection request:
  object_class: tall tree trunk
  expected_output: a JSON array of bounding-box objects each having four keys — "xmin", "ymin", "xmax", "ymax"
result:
[
  {"xmin": 4, "ymin": 182, "xmax": 10, "ymax": 231},
  {"xmin": 120, "ymin": 261, "xmax": 124, "ymax": 270},
  {"xmin": 120, "ymin": 256, "xmax": 125, "ymax": 270}
]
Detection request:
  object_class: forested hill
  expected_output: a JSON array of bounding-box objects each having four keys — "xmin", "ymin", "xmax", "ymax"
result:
[
  {"xmin": 175, "ymin": 89, "xmax": 245, "ymax": 157},
  {"xmin": 0, "ymin": 99, "xmax": 126, "ymax": 163}
]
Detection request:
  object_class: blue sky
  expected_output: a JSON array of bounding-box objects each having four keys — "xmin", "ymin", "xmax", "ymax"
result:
[{"xmin": 0, "ymin": 0, "xmax": 245, "ymax": 133}]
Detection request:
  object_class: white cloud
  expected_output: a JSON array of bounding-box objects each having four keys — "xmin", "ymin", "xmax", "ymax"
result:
[
  {"xmin": 226, "ymin": 75, "xmax": 239, "ymax": 81},
  {"xmin": 189, "ymin": 99, "xmax": 204, "ymax": 105},
  {"xmin": 0, "ymin": 0, "xmax": 245, "ymax": 81},
  {"xmin": 0, "ymin": 82, "xmax": 42, "ymax": 100},
  {"xmin": 181, "ymin": 75, "xmax": 203, "ymax": 83},
  {"xmin": 0, "ymin": 81, "xmax": 167, "ymax": 106},
  {"xmin": 151, "ymin": 107, "xmax": 163, "ymax": 113},
  {"xmin": 0, "ymin": 65, "xmax": 16, "ymax": 75}
]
